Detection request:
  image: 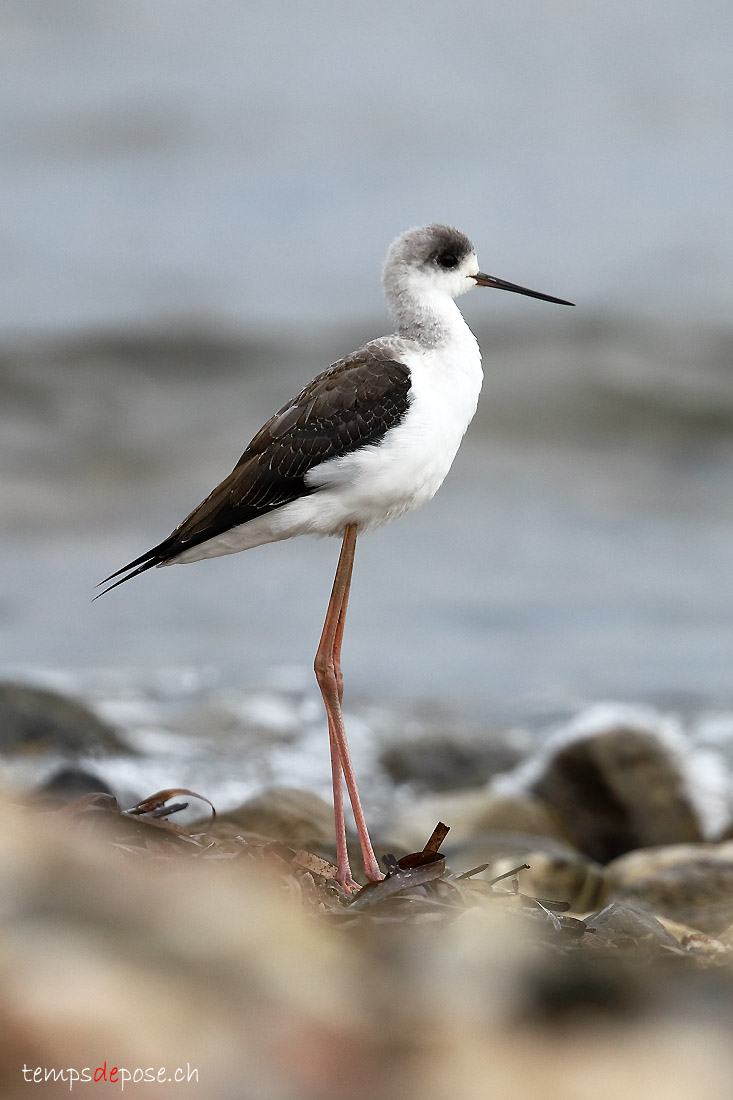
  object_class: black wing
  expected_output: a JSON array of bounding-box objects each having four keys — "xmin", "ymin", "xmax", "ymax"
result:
[{"xmin": 97, "ymin": 347, "xmax": 411, "ymax": 595}]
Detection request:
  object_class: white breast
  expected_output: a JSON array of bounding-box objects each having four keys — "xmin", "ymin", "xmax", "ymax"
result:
[{"xmin": 299, "ymin": 330, "xmax": 483, "ymax": 534}]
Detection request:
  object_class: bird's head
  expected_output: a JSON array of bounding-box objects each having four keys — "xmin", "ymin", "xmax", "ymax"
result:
[{"xmin": 383, "ymin": 223, "xmax": 574, "ymax": 308}]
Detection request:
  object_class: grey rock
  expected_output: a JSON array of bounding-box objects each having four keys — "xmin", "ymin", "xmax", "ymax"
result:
[
  {"xmin": 379, "ymin": 731, "xmax": 523, "ymax": 792},
  {"xmin": 529, "ymin": 710, "xmax": 703, "ymax": 862},
  {"xmin": 34, "ymin": 767, "xmax": 114, "ymax": 807},
  {"xmin": 0, "ymin": 682, "xmax": 127, "ymax": 755}
]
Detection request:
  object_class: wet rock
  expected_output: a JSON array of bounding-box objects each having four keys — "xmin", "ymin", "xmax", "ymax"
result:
[
  {"xmin": 0, "ymin": 682, "xmax": 126, "ymax": 755},
  {"xmin": 606, "ymin": 842, "xmax": 733, "ymax": 934},
  {"xmin": 390, "ymin": 788, "xmax": 565, "ymax": 852},
  {"xmin": 527, "ymin": 705, "xmax": 704, "ymax": 863},
  {"xmin": 220, "ymin": 786, "xmax": 336, "ymax": 848},
  {"xmin": 379, "ymin": 730, "xmax": 523, "ymax": 792}
]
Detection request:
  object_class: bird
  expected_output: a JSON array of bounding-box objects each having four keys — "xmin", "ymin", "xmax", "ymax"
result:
[{"xmin": 98, "ymin": 224, "xmax": 574, "ymax": 892}]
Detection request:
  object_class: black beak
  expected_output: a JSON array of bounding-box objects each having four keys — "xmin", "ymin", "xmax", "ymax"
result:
[{"xmin": 472, "ymin": 272, "xmax": 574, "ymax": 307}]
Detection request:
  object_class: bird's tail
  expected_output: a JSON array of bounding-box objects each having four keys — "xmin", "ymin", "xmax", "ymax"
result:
[{"xmin": 94, "ymin": 544, "xmax": 169, "ymax": 600}]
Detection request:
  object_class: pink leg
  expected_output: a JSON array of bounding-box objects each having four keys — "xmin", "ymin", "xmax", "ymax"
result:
[
  {"xmin": 315, "ymin": 524, "xmax": 384, "ymax": 890},
  {"xmin": 328, "ymin": 591, "xmax": 353, "ymax": 889}
]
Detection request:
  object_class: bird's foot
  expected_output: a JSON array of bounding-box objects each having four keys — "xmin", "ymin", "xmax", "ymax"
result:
[
  {"xmin": 337, "ymin": 870, "xmax": 363, "ymax": 895},
  {"xmin": 362, "ymin": 858, "xmax": 385, "ymax": 884}
]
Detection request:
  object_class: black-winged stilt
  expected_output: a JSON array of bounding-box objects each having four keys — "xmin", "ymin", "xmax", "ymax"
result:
[{"xmin": 98, "ymin": 224, "xmax": 573, "ymax": 891}]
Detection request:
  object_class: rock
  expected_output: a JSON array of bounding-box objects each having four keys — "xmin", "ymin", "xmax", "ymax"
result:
[
  {"xmin": 3, "ymin": 782, "xmax": 733, "ymax": 1098},
  {"xmin": 635, "ymin": 913, "xmax": 729, "ymax": 957},
  {"xmin": 219, "ymin": 788, "xmax": 405, "ymax": 883},
  {"xmin": 0, "ymin": 791, "xmax": 367, "ymax": 1099},
  {"xmin": 606, "ymin": 842, "xmax": 733, "ymax": 934},
  {"xmin": 33, "ymin": 767, "xmax": 114, "ymax": 807},
  {"xmin": 379, "ymin": 730, "xmax": 523, "ymax": 792},
  {"xmin": 220, "ymin": 786, "xmax": 336, "ymax": 848},
  {"xmin": 389, "ymin": 788, "xmax": 566, "ymax": 852},
  {"xmin": 390, "ymin": 786, "xmax": 603, "ymax": 910},
  {"xmin": 527, "ymin": 704, "xmax": 704, "ymax": 862},
  {"xmin": 586, "ymin": 902, "xmax": 683, "ymax": 952},
  {"xmin": 448, "ymin": 834, "xmax": 607, "ymax": 912},
  {"xmin": 0, "ymin": 682, "xmax": 127, "ymax": 755}
]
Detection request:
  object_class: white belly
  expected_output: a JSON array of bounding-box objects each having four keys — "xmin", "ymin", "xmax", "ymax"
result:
[{"xmin": 167, "ymin": 339, "xmax": 483, "ymax": 564}]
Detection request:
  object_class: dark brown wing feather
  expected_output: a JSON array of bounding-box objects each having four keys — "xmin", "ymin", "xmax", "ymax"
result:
[{"xmin": 96, "ymin": 347, "xmax": 411, "ymax": 595}]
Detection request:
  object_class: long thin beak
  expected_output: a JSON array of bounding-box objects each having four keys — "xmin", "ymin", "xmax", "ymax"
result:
[{"xmin": 473, "ymin": 272, "xmax": 574, "ymax": 307}]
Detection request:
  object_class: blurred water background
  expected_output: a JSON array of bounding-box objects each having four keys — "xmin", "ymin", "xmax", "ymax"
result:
[{"xmin": 1, "ymin": 1, "xmax": 733, "ymax": 792}]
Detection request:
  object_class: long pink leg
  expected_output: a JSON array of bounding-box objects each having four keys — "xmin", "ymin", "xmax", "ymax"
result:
[
  {"xmin": 327, "ymin": 575, "xmax": 355, "ymax": 890},
  {"xmin": 315, "ymin": 524, "xmax": 384, "ymax": 889}
]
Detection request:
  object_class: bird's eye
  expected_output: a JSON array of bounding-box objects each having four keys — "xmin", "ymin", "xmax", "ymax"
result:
[{"xmin": 437, "ymin": 252, "xmax": 459, "ymax": 269}]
